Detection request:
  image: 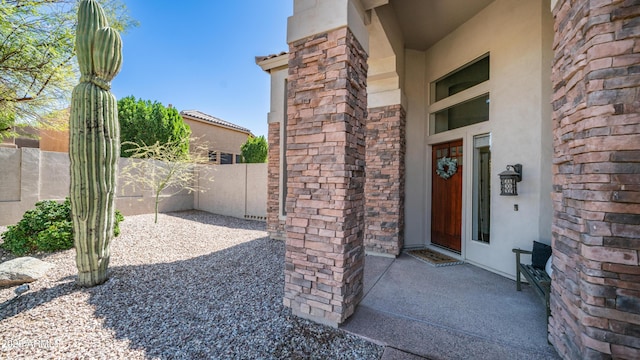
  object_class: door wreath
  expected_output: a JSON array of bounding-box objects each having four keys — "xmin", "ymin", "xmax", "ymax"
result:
[{"xmin": 436, "ymin": 157, "xmax": 458, "ymax": 179}]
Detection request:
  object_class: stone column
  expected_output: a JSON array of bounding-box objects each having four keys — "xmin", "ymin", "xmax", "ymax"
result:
[
  {"xmin": 267, "ymin": 121, "xmax": 286, "ymax": 240},
  {"xmin": 550, "ymin": 1, "xmax": 640, "ymax": 359},
  {"xmin": 365, "ymin": 105, "xmax": 406, "ymax": 255},
  {"xmin": 284, "ymin": 0, "xmax": 369, "ymax": 327},
  {"xmin": 257, "ymin": 54, "xmax": 289, "ymax": 240}
]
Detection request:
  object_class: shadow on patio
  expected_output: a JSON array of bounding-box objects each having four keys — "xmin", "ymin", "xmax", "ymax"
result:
[{"xmin": 341, "ymin": 254, "xmax": 561, "ymax": 360}]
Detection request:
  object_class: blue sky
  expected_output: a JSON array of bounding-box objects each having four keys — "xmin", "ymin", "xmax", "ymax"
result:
[{"xmin": 110, "ymin": 1, "xmax": 293, "ymax": 137}]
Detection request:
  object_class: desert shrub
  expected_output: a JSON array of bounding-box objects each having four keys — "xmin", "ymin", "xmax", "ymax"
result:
[{"xmin": 0, "ymin": 198, "xmax": 124, "ymax": 256}]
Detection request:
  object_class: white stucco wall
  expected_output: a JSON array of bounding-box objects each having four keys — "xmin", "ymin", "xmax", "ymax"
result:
[
  {"xmin": 403, "ymin": 50, "xmax": 427, "ymax": 251},
  {"xmin": 367, "ymin": 4, "xmax": 406, "ymax": 109},
  {"xmin": 288, "ymin": 0, "xmax": 369, "ymax": 53},
  {"xmin": 195, "ymin": 164, "xmax": 267, "ymax": 220},
  {"xmin": 257, "ymin": 55, "xmax": 288, "ymax": 222},
  {"xmin": 0, "ymin": 148, "xmax": 22, "ymax": 202},
  {"xmin": 183, "ymin": 118, "xmax": 249, "ymax": 164},
  {"xmin": 0, "ymin": 148, "xmax": 40, "ymax": 224},
  {"xmin": 539, "ymin": 0, "xmax": 555, "ymax": 246},
  {"xmin": 246, "ymin": 164, "xmax": 269, "ymax": 219},
  {"xmin": 267, "ymin": 65, "xmax": 288, "ymax": 126},
  {"xmin": 40, "ymin": 151, "xmax": 71, "ymax": 200},
  {"xmin": 403, "ymin": 0, "xmax": 554, "ymax": 278}
]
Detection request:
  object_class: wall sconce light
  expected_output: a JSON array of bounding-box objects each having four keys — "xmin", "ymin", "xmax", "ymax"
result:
[{"xmin": 499, "ymin": 164, "xmax": 522, "ymax": 196}]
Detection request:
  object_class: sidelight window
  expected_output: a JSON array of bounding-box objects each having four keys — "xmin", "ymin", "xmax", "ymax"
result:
[{"xmin": 473, "ymin": 134, "xmax": 491, "ymax": 243}]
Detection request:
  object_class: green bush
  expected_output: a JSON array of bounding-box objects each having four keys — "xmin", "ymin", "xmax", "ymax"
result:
[
  {"xmin": 0, "ymin": 198, "xmax": 124, "ymax": 256},
  {"xmin": 240, "ymin": 135, "xmax": 268, "ymax": 163}
]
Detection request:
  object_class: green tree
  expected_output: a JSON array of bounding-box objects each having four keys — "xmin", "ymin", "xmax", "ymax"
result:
[
  {"xmin": 118, "ymin": 96, "xmax": 191, "ymax": 158},
  {"xmin": 0, "ymin": 0, "xmax": 137, "ymax": 140},
  {"xmin": 241, "ymin": 135, "xmax": 268, "ymax": 163},
  {"xmin": 0, "ymin": 105, "xmax": 16, "ymax": 136}
]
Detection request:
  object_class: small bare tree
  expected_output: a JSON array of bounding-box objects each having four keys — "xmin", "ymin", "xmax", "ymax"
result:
[{"xmin": 120, "ymin": 139, "xmax": 210, "ymax": 223}]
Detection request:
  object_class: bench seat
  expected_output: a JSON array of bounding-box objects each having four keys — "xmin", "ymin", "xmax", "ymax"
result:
[{"xmin": 512, "ymin": 248, "xmax": 551, "ymax": 325}]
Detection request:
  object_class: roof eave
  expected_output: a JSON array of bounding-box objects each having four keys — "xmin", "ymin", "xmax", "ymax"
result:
[
  {"xmin": 181, "ymin": 114, "xmax": 253, "ymax": 136},
  {"xmin": 256, "ymin": 53, "xmax": 289, "ymax": 72}
]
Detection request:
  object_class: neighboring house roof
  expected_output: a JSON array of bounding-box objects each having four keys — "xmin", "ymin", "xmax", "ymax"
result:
[
  {"xmin": 180, "ymin": 110, "xmax": 254, "ymax": 136},
  {"xmin": 256, "ymin": 52, "xmax": 289, "ymax": 72},
  {"xmin": 255, "ymin": 51, "xmax": 288, "ymax": 63}
]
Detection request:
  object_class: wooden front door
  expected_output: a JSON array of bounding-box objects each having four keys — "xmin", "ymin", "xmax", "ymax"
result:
[{"xmin": 431, "ymin": 140, "xmax": 463, "ymax": 253}]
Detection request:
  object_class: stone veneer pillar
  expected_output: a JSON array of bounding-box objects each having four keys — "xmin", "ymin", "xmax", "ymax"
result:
[
  {"xmin": 284, "ymin": 26, "xmax": 368, "ymax": 326},
  {"xmin": 267, "ymin": 121, "xmax": 286, "ymax": 240},
  {"xmin": 550, "ymin": 1, "xmax": 640, "ymax": 359},
  {"xmin": 365, "ymin": 105, "xmax": 406, "ymax": 256}
]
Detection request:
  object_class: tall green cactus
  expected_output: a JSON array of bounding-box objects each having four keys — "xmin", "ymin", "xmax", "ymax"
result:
[{"xmin": 70, "ymin": 0, "xmax": 122, "ymax": 286}]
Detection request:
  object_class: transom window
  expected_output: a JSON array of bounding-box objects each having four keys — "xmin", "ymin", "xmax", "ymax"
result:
[
  {"xmin": 433, "ymin": 55, "xmax": 489, "ymax": 102},
  {"xmin": 430, "ymin": 54, "xmax": 490, "ymax": 135},
  {"xmin": 432, "ymin": 94, "xmax": 490, "ymax": 134}
]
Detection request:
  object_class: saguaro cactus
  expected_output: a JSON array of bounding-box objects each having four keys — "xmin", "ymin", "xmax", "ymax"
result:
[{"xmin": 69, "ymin": 0, "xmax": 122, "ymax": 286}]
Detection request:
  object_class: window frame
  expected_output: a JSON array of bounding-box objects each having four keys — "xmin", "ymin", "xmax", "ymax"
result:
[
  {"xmin": 428, "ymin": 53, "xmax": 491, "ymax": 136},
  {"xmin": 208, "ymin": 150, "xmax": 217, "ymax": 163},
  {"xmin": 220, "ymin": 152, "xmax": 233, "ymax": 165},
  {"xmin": 472, "ymin": 134, "xmax": 491, "ymax": 244}
]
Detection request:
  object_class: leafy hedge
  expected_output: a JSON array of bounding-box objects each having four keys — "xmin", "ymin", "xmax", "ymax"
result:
[{"xmin": 0, "ymin": 198, "xmax": 124, "ymax": 256}]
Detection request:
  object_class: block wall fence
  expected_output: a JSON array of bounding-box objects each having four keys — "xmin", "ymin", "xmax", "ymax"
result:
[{"xmin": 0, "ymin": 147, "xmax": 266, "ymax": 226}]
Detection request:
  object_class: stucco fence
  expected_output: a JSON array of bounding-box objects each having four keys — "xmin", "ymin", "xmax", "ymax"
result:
[{"xmin": 0, "ymin": 147, "xmax": 267, "ymax": 226}]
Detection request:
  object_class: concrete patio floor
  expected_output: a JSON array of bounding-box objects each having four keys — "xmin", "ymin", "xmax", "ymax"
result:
[{"xmin": 340, "ymin": 254, "xmax": 561, "ymax": 360}]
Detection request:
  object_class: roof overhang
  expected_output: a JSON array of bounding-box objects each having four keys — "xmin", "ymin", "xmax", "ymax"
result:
[
  {"xmin": 181, "ymin": 112, "xmax": 254, "ymax": 137},
  {"xmin": 386, "ymin": 0, "xmax": 496, "ymax": 51},
  {"xmin": 256, "ymin": 53, "xmax": 289, "ymax": 73}
]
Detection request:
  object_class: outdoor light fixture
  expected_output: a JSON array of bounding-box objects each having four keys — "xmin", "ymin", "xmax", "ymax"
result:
[{"xmin": 499, "ymin": 164, "xmax": 522, "ymax": 196}]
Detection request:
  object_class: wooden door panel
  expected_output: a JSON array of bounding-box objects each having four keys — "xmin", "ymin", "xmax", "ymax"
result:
[{"xmin": 431, "ymin": 140, "xmax": 463, "ymax": 252}]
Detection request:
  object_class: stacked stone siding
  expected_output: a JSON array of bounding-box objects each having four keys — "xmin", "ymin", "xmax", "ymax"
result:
[
  {"xmin": 365, "ymin": 105, "xmax": 406, "ymax": 256},
  {"xmin": 550, "ymin": 1, "xmax": 640, "ymax": 359},
  {"xmin": 284, "ymin": 27, "xmax": 368, "ymax": 326},
  {"xmin": 267, "ymin": 122, "xmax": 286, "ymax": 240}
]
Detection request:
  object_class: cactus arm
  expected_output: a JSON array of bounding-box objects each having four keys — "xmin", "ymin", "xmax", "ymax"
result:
[
  {"xmin": 93, "ymin": 27, "xmax": 123, "ymax": 80},
  {"xmin": 76, "ymin": 0, "xmax": 108, "ymax": 77}
]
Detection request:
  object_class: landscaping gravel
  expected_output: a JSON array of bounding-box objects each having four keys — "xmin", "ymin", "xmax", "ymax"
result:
[{"xmin": 0, "ymin": 211, "xmax": 384, "ymax": 359}]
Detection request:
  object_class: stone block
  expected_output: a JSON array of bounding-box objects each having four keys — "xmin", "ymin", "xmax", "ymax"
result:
[
  {"xmin": 602, "ymin": 263, "xmax": 640, "ymax": 275},
  {"xmin": 0, "ymin": 257, "xmax": 54, "ymax": 287},
  {"xmin": 609, "ymin": 320, "xmax": 640, "ymax": 337},
  {"xmin": 611, "ymin": 344, "xmax": 640, "ymax": 360},
  {"xmin": 617, "ymin": 296, "xmax": 640, "ymax": 314},
  {"xmin": 581, "ymin": 333, "xmax": 612, "ymax": 354}
]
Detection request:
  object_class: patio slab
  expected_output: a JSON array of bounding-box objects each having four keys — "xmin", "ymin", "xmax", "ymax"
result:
[{"xmin": 342, "ymin": 254, "xmax": 561, "ymax": 360}]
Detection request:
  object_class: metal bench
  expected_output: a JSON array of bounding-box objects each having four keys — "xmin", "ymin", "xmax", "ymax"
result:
[{"xmin": 512, "ymin": 248, "xmax": 551, "ymax": 326}]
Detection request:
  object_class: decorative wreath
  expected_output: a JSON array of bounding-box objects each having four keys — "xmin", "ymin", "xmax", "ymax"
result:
[{"xmin": 436, "ymin": 157, "xmax": 458, "ymax": 179}]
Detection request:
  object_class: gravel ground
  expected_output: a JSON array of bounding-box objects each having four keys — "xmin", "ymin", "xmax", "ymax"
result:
[{"xmin": 0, "ymin": 211, "xmax": 384, "ymax": 359}]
